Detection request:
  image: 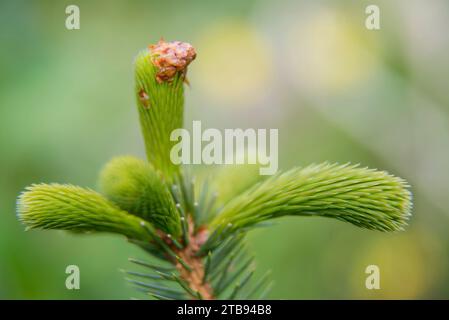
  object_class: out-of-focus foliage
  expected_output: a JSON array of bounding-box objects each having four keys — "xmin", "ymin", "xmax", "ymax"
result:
[{"xmin": 1, "ymin": 0, "xmax": 449, "ymax": 299}]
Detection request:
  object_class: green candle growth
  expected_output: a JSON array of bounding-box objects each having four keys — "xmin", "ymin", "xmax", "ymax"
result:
[{"xmin": 16, "ymin": 40, "xmax": 412, "ymax": 300}]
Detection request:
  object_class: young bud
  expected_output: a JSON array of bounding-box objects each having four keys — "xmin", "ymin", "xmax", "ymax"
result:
[
  {"xmin": 134, "ymin": 40, "xmax": 196, "ymax": 179},
  {"xmin": 17, "ymin": 184, "xmax": 153, "ymax": 241},
  {"xmin": 210, "ymin": 163, "xmax": 412, "ymax": 239},
  {"xmin": 99, "ymin": 156, "xmax": 181, "ymax": 236}
]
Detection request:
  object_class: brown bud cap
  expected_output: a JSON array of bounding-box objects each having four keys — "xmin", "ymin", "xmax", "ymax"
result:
[{"xmin": 149, "ymin": 40, "xmax": 196, "ymax": 83}]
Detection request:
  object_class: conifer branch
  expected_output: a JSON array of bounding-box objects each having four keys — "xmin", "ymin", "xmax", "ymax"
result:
[
  {"xmin": 15, "ymin": 39, "xmax": 413, "ymax": 300},
  {"xmin": 209, "ymin": 163, "xmax": 412, "ymax": 244},
  {"xmin": 17, "ymin": 184, "xmax": 153, "ymax": 242}
]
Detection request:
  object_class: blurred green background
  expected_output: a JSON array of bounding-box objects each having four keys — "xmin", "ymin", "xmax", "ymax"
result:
[{"xmin": 1, "ymin": 0, "xmax": 449, "ymax": 299}]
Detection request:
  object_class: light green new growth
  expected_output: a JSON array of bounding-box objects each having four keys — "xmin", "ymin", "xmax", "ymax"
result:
[
  {"xmin": 134, "ymin": 50, "xmax": 184, "ymax": 179},
  {"xmin": 209, "ymin": 163, "xmax": 411, "ymax": 244},
  {"xmin": 17, "ymin": 184, "xmax": 152, "ymax": 242},
  {"xmin": 99, "ymin": 156, "xmax": 181, "ymax": 236},
  {"xmin": 16, "ymin": 39, "xmax": 413, "ymax": 300}
]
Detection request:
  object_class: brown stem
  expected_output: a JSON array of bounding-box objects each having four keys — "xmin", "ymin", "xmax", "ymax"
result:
[{"xmin": 163, "ymin": 217, "xmax": 214, "ymax": 300}]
